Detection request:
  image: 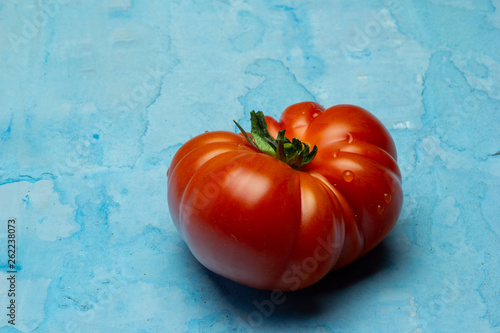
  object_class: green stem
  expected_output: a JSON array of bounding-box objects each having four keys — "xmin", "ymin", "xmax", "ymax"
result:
[{"xmin": 234, "ymin": 111, "xmax": 318, "ymax": 170}]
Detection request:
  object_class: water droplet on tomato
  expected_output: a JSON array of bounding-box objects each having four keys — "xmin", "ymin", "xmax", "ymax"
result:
[
  {"xmin": 342, "ymin": 170, "xmax": 354, "ymax": 182},
  {"xmin": 332, "ymin": 149, "xmax": 340, "ymax": 158},
  {"xmin": 377, "ymin": 205, "xmax": 384, "ymax": 214},
  {"xmin": 301, "ymin": 111, "xmax": 305, "ymax": 115},
  {"xmin": 312, "ymin": 112, "xmax": 319, "ymax": 118},
  {"xmin": 384, "ymin": 193, "xmax": 392, "ymax": 203},
  {"xmin": 347, "ymin": 132, "xmax": 353, "ymax": 144},
  {"xmin": 205, "ymin": 130, "xmax": 209, "ymax": 133}
]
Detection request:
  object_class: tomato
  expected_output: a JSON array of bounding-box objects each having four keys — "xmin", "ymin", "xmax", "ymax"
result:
[{"xmin": 167, "ymin": 102, "xmax": 403, "ymax": 291}]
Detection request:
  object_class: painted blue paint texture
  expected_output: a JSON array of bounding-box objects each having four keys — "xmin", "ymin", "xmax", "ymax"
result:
[{"xmin": 0, "ymin": 0, "xmax": 499, "ymax": 332}]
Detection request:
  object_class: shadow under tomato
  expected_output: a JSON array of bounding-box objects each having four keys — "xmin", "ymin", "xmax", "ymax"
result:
[{"xmin": 205, "ymin": 240, "xmax": 392, "ymax": 324}]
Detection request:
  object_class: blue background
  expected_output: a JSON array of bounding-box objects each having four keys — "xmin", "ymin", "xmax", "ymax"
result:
[{"xmin": 1, "ymin": 0, "xmax": 499, "ymax": 332}]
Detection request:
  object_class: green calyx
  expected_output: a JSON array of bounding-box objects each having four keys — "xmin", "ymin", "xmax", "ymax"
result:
[{"xmin": 234, "ymin": 111, "xmax": 318, "ymax": 170}]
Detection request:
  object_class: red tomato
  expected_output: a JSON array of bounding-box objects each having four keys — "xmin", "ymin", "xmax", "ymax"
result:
[{"xmin": 167, "ymin": 102, "xmax": 403, "ymax": 290}]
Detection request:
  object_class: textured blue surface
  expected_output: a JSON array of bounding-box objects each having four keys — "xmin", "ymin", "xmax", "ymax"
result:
[{"xmin": 0, "ymin": 0, "xmax": 499, "ymax": 332}]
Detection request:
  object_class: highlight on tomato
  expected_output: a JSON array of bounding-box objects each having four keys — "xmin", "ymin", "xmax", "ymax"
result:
[{"xmin": 167, "ymin": 102, "xmax": 403, "ymax": 291}]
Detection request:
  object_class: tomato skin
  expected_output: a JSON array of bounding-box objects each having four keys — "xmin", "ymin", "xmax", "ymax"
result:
[{"xmin": 167, "ymin": 103, "xmax": 403, "ymax": 290}]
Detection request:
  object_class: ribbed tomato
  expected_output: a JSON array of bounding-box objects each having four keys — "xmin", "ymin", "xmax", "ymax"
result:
[{"xmin": 167, "ymin": 102, "xmax": 403, "ymax": 290}]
